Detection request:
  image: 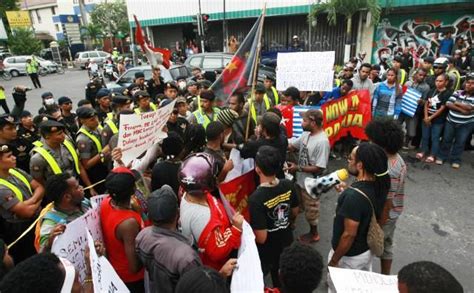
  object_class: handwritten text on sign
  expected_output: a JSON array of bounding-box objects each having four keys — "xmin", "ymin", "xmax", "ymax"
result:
[
  {"xmin": 51, "ymin": 207, "xmax": 103, "ymax": 283},
  {"xmin": 276, "ymin": 51, "xmax": 335, "ymax": 92},
  {"xmin": 329, "ymin": 267, "xmax": 398, "ymax": 292},
  {"xmin": 117, "ymin": 100, "xmax": 175, "ymax": 165},
  {"xmin": 87, "ymin": 230, "xmax": 129, "ymax": 293}
]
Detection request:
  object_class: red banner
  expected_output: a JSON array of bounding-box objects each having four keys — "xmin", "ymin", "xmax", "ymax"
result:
[
  {"xmin": 278, "ymin": 89, "xmax": 372, "ymax": 146},
  {"xmin": 321, "ymin": 89, "xmax": 372, "ymax": 146},
  {"xmin": 218, "ymin": 170, "xmax": 256, "ymax": 222}
]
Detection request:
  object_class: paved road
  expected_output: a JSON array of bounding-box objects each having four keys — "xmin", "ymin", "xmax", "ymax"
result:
[{"xmin": 1, "ymin": 71, "xmax": 473, "ymax": 292}]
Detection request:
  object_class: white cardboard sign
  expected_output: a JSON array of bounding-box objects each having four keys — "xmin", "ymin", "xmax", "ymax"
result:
[{"xmin": 329, "ymin": 267, "xmax": 398, "ymax": 292}]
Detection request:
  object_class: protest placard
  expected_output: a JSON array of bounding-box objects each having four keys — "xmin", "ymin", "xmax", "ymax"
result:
[
  {"xmin": 276, "ymin": 51, "xmax": 335, "ymax": 92},
  {"xmin": 86, "ymin": 230, "xmax": 130, "ymax": 293},
  {"xmin": 90, "ymin": 194, "xmax": 108, "ymax": 209},
  {"xmin": 117, "ymin": 100, "xmax": 175, "ymax": 165},
  {"xmin": 329, "ymin": 267, "xmax": 398, "ymax": 292},
  {"xmin": 51, "ymin": 207, "xmax": 103, "ymax": 282},
  {"xmin": 230, "ymin": 221, "xmax": 264, "ymax": 293}
]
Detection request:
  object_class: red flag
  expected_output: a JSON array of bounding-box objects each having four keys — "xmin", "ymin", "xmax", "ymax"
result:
[
  {"xmin": 133, "ymin": 15, "xmax": 171, "ymax": 69},
  {"xmin": 219, "ymin": 170, "xmax": 256, "ymax": 222},
  {"xmin": 276, "ymin": 104, "xmax": 294, "ymax": 137}
]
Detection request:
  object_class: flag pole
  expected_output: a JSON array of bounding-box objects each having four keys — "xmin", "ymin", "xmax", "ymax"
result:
[{"xmin": 245, "ymin": 4, "xmax": 266, "ymax": 142}]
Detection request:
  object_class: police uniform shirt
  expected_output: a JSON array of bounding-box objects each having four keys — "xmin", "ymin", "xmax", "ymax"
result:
[
  {"xmin": 146, "ymin": 77, "xmax": 165, "ymax": 102},
  {"xmin": 76, "ymin": 126, "xmax": 102, "ymax": 160},
  {"xmin": 61, "ymin": 113, "xmax": 79, "ymax": 139},
  {"xmin": 85, "ymin": 82, "xmax": 103, "ymax": 107},
  {"xmin": 0, "ymin": 138, "xmax": 30, "ymax": 173},
  {"xmin": 101, "ymin": 120, "xmax": 117, "ymax": 146},
  {"xmin": 17, "ymin": 125, "xmax": 39, "ymax": 146},
  {"xmin": 244, "ymin": 99, "xmax": 270, "ymax": 117},
  {"xmin": 95, "ymin": 106, "xmax": 112, "ymax": 124},
  {"xmin": 125, "ymin": 83, "xmax": 147, "ymax": 97},
  {"xmin": 29, "ymin": 139, "xmax": 77, "ymax": 181},
  {"xmin": 0, "ymin": 169, "xmax": 36, "ymax": 223}
]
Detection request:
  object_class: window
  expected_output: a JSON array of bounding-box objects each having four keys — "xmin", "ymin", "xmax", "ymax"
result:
[
  {"xmin": 15, "ymin": 57, "xmax": 27, "ymax": 63},
  {"xmin": 202, "ymin": 57, "xmax": 223, "ymax": 70},
  {"xmin": 188, "ymin": 56, "xmax": 202, "ymax": 68},
  {"xmin": 5, "ymin": 57, "xmax": 14, "ymax": 63},
  {"xmin": 88, "ymin": 52, "xmax": 99, "ymax": 58},
  {"xmin": 81, "ymin": 53, "xmax": 89, "ymax": 59},
  {"xmin": 98, "ymin": 52, "xmax": 108, "ymax": 57},
  {"xmin": 35, "ymin": 10, "xmax": 42, "ymax": 24}
]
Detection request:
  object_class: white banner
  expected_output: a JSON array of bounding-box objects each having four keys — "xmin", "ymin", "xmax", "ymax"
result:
[
  {"xmin": 230, "ymin": 221, "xmax": 264, "ymax": 293},
  {"xmin": 329, "ymin": 267, "xmax": 398, "ymax": 293},
  {"xmin": 51, "ymin": 207, "xmax": 103, "ymax": 282},
  {"xmin": 117, "ymin": 101, "xmax": 175, "ymax": 165},
  {"xmin": 276, "ymin": 51, "xmax": 335, "ymax": 92},
  {"xmin": 86, "ymin": 229, "xmax": 130, "ymax": 293}
]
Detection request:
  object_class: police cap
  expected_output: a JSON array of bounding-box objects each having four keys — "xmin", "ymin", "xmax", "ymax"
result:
[{"xmin": 76, "ymin": 106, "xmax": 98, "ymax": 119}]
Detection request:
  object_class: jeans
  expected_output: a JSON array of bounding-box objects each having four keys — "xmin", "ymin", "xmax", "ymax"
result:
[
  {"xmin": 421, "ymin": 122, "xmax": 444, "ymax": 156},
  {"xmin": 439, "ymin": 121, "xmax": 474, "ymax": 164}
]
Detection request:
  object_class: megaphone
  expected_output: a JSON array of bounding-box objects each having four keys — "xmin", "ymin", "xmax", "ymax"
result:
[{"xmin": 304, "ymin": 169, "xmax": 349, "ymax": 198}]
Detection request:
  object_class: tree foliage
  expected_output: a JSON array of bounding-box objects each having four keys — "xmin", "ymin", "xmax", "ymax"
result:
[
  {"xmin": 8, "ymin": 28, "xmax": 42, "ymax": 55},
  {"xmin": 89, "ymin": 1, "xmax": 129, "ymax": 38},
  {"xmin": 0, "ymin": 0, "xmax": 19, "ymax": 34},
  {"xmin": 81, "ymin": 23, "xmax": 103, "ymax": 46},
  {"xmin": 309, "ymin": 0, "xmax": 382, "ymax": 31}
]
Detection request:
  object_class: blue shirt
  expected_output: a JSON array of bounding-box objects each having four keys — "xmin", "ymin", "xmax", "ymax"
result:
[
  {"xmin": 439, "ymin": 38, "xmax": 453, "ymax": 55},
  {"xmin": 372, "ymin": 81, "xmax": 403, "ymax": 117},
  {"xmin": 318, "ymin": 87, "xmax": 342, "ymax": 106}
]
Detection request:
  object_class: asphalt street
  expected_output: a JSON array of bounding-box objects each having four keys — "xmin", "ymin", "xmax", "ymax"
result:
[{"xmin": 1, "ymin": 70, "xmax": 473, "ymax": 292}]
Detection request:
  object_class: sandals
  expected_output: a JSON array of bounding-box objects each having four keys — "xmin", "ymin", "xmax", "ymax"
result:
[
  {"xmin": 425, "ymin": 156, "xmax": 435, "ymax": 163},
  {"xmin": 416, "ymin": 152, "xmax": 424, "ymax": 160}
]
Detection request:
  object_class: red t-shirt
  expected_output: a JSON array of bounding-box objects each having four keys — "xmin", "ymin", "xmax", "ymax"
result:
[{"xmin": 100, "ymin": 196, "xmax": 145, "ymax": 283}]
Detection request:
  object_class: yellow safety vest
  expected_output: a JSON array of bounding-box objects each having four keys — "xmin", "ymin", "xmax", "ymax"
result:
[
  {"xmin": 249, "ymin": 96, "xmax": 271, "ymax": 124},
  {"xmin": 449, "ymin": 69, "xmax": 461, "ymax": 91},
  {"xmin": 429, "ymin": 68, "xmax": 434, "ymax": 76},
  {"xmin": 335, "ymin": 79, "xmax": 341, "ymax": 87},
  {"xmin": 0, "ymin": 89, "xmax": 5, "ymax": 100},
  {"xmin": 105, "ymin": 119, "xmax": 118, "ymax": 134},
  {"xmin": 0, "ymin": 169, "xmax": 32, "ymax": 202},
  {"xmin": 32, "ymin": 140, "xmax": 81, "ymax": 175},
  {"xmin": 193, "ymin": 108, "xmax": 219, "ymax": 129},
  {"xmin": 399, "ymin": 69, "xmax": 407, "ymax": 85},
  {"xmin": 134, "ymin": 102, "xmax": 157, "ymax": 114},
  {"xmin": 264, "ymin": 86, "xmax": 279, "ymax": 105},
  {"xmin": 106, "ymin": 112, "xmax": 114, "ymax": 120},
  {"xmin": 77, "ymin": 127, "xmax": 104, "ymax": 162}
]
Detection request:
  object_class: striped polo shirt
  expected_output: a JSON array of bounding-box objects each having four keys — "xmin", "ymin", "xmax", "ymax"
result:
[{"xmin": 446, "ymin": 90, "xmax": 474, "ymax": 124}]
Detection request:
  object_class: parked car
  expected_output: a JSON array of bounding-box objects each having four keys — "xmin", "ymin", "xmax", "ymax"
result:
[
  {"xmin": 0, "ymin": 52, "xmax": 12, "ymax": 60},
  {"xmin": 106, "ymin": 64, "xmax": 191, "ymax": 90},
  {"xmin": 3, "ymin": 55, "xmax": 61, "ymax": 77},
  {"xmin": 74, "ymin": 50, "xmax": 111, "ymax": 69},
  {"xmin": 184, "ymin": 52, "xmax": 275, "ymax": 83}
]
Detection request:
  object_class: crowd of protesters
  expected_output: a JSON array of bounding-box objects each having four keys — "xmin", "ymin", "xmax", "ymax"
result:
[{"xmin": 0, "ymin": 33, "xmax": 471, "ymax": 292}]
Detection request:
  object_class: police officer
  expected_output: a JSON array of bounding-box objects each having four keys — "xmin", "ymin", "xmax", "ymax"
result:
[
  {"xmin": 57, "ymin": 96, "xmax": 79, "ymax": 139},
  {"xmin": 124, "ymin": 71, "xmax": 147, "ymax": 98},
  {"xmin": 38, "ymin": 92, "xmax": 56, "ymax": 115},
  {"xmin": 95, "ymin": 88, "xmax": 112, "ymax": 124},
  {"xmin": 146, "ymin": 66, "xmax": 165, "ymax": 102},
  {"xmin": 0, "ymin": 144, "xmax": 45, "ymax": 263},
  {"xmin": 0, "ymin": 114, "xmax": 30, "ymax": 172},
  {"xmin": 134, "ymin": 90, "xmax": 156, "ymax": 114},
  {"xmin": 85, "ymin": 72, "xmax": 104, "ymax": 108},
  {"xmin": 189, "ymin": 89, "xmax": 220, "ymax": 129},
  {"xmin": 101, "ymin": 94, "xmax": 132, "ymax": 146},
  {"xmin": 244, "ymin": 83, "xmax": 272, "ymax": 124},
  {"xmin": 29, "ymin": 120, "xmax": 96, "ymax": 195},
  {"xmin": 263, "ymin": 74, "xmax": 279, "ymax": 105},
  {"xmin": 17, "ymin": 111, "xmax": 39, "ymax": 164},
  {"xmin": 76, "ymin": 107, "xmax": 110, "ymax": 194},
  {"xmin": 163, "ymin": 81, "xmax": 179, "ymax": 101}
]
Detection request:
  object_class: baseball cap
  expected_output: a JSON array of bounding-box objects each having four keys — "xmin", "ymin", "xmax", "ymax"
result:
[
  {"xmin": 135, "ymin": 71, "xmax": 145, "ymax": 79},
  {"xmin": 112, "ymin": 94, "xmax": 132, "ymax": 105},
  {"xmin": 165, "ymin": 81, "xmax": 178, "ymax": 91},
  {"xmin": 175, "ymin": 96, "xmax": 187, "ymax": 105},
  {"xmin": 283, "ymin": 86, "xmax": 300, "ymax": 100},
  {"xmin": 105, "ymin": 167, "xmax": 136, "ymax": 197},
  {"xmin": 57, "ymin": 96, "xmax": 73, "ymax": 105},
  {"xmin": 0, "ymin": 114, "xmax": 16, "ymax": 127},
  {"xmin": 200, "ymin": 90, "xmax": 215, "ymax": 101},
  {"xmin": 76, "ymin": 107, "xmax": 97, "ymax": 119},
  {"xmin": 255, "ymin": 83, "xmax": 266, "ymax": 93},
  {"xmin": 423, "ymin": 56, "xmax": 435, "ymax": 64},
  {"xmin": 41, "ymin": 92, "xmax": 53, "ymax": 99},
  {"xmin": 133, "ymin": 90, "xmax": 150, "ymax": 101},
  {"xmin": 264, "ymin": 74, "xmax": 275, "ymax": 82},
  {"xmin": 393, "ymin": 56, "xmax": 403, "ymax": 63},
  {"xmin": 39, "ymin": 120, "xmax": 65, "ymax": 133},
  {"xmin": 147, "ymin": 185, "xmax": 178, "ymax": 223},
  {"xmin": 96, "ymin": 88, "xmax": 111, "ymax": 99}
]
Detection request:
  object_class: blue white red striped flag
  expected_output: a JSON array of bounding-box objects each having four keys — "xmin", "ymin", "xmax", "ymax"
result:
[
  {"xmin": 401, "ymin": 87, "xmax": 422, "ymax": 118},
  {"xmin": 292, "ymin": 106, "xmax": 320, "ymax": 138}
]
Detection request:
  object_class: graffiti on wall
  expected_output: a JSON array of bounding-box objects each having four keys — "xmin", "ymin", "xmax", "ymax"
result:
[{"xmin": 373, "ymin": 15, "xmax": 473, "ymax": 64}]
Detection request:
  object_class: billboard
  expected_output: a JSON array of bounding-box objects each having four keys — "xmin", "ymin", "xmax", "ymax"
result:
[{"xmin": 5, "ymin": 11, "xmax": 31, "ymax": 28}]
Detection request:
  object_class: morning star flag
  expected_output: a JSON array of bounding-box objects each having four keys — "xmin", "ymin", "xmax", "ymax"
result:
[
  {"xmin": 292, "ymin": 105, "xmax": 321, "ymax": 137},
  {"xmin": 134, "ymin": 15, "xmax": 171, "ymax": 69},
  {"xmin": 401, "ymin": 87, "xmax": 422, "ymax": 118},
  {"xmin": 211, "ymin": 14, "xmax": 264, "ymax": 107}
]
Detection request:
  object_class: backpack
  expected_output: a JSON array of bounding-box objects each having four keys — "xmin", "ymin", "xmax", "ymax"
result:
[
  {"xmin": 350, "ymin": 187, "xmax": 385, "ymax": 257},
  {"xmin": 33, "ymin": 203, "xmax": 63, "ymax": 252}
]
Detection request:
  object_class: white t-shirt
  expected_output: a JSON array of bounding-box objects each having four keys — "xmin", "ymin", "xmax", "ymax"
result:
[
  {"xmin": 290, "ymin": 131, "xmax": 330, "ymax": 188},
  {"xmin": 179, "ymin": 195, "xmax": 211, "ymax": 245}
]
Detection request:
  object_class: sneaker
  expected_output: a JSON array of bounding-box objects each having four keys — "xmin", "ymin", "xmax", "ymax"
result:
[
  {"xmin": 452, "ymin": 163, "xmax": 460, "ymax": 169},
  {"xmin": 435, "ymin": 159, "xmax": 443, "ymax": 165}
]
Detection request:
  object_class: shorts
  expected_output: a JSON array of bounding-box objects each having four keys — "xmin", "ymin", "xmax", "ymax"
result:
[
  {"xmin": 381, "ymin": 219, "xmax": 397, "ymax": 260},
  {"xmin": 299, "ymin": 186, "xmax": 320, "ymax": 226}
]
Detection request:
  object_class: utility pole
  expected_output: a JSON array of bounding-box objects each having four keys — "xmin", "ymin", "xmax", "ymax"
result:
[
  {"xmin": 78, "ymin": 0, "xmax": 88, "ymax": 26},
  {"xmin": 198, "ymin": 0, "xmax": 205, "ymax": 52},
  {"xmin": 222, "ymin": 0, "xmax": 227, "ymax": 52}
]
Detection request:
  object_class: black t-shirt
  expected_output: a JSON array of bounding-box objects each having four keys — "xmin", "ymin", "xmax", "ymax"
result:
[
  {"xmin": 248, "ymin": 179, "xmax": 299, "ymax": 264},
  {"xmin": 151, "ymin": 160, "xmax": 181, "ymax": 195},
  {"xmin": 203, "ymin": 147, "xmax": 225, "ymax": 176},
  {"xmin": 427, "ymin": 89, "xmax": 453, "ymax": 124},
  {"xmin": 331, "ymin": 181, "xmax": 385, "ymax": 256},
  {"xmin": 62, "ymin": 113, "xmax": 79, "ymax": 140}
]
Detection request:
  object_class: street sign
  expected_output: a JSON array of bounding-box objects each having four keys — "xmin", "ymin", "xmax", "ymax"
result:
[{"xmin": 5, "ymin": 11, "xmax": 31, "ymax": 28}]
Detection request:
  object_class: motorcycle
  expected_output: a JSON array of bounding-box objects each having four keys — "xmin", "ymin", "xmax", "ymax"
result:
[
  {"xmin": 0, "ymin": 69, "xmax": 12, "ymax": 81},
  {"xmin": 38, "ymin": 64, "xmax": 65, "ymax": 76},
  {"xmin": 103, "ymin": 63, "xmax": 119, "ymax": 81}
]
